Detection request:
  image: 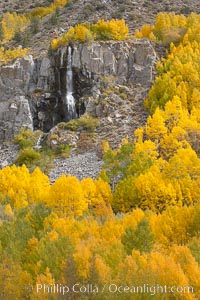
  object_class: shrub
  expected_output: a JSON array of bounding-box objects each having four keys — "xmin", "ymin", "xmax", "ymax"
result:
[
  {"xmin": 162, "ymin": 27, "xmax": 186, "ymax": 45},
  {"xmin": 14, "ymin": 129, "xmax": 41, "ymax": 149},
  {"xmin": 62, "ymin": 116, "xmax": 99, "ymax": 132},
  {"xmin": 92, "ymin": 19, "xmax": 129, "ymax": 41},
  {"xmin": 30, "ymin": 17, "xmax": 40, "ymax": 34},
  {"xmin": 16, "ymin": 147, "xmax": 41, "ymax": 166},
  {"xmin": 56, "ymin": 144, "xmax": 71, "ymax": 158},
  {"xmin": 34, "ymin": 146, "xmax": 55, "ymax": 174}
]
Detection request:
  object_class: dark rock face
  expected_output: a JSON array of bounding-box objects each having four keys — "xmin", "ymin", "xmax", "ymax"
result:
[{"xmin": 0, "ymin": 39, "xmax": 158, "ymax": 143}]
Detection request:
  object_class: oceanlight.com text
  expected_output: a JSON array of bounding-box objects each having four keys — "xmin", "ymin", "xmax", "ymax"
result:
[{"xmin": 36, "ymin": 283, "xmax": 194, "ymax": 296}]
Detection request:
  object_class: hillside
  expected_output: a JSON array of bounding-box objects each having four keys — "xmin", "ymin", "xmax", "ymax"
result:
[
  {"xmin": 2, "ymin": 0, "xmax": 200, "ymax": 57},
  {"xmin": 0, "ymin": 0, "xmax": 47, "ymax": 16},
  {"xmin": 0, "ymin": 1, "xmax": 200, "ymax": 300}
]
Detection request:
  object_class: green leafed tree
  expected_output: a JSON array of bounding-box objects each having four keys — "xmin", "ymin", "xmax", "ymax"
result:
[{"xmin": 121, "ymin": 219, "xmax": 155, "ymax": 254}]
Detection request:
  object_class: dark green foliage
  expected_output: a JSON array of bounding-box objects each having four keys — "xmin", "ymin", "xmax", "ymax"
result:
[
  {"xmin": 188, "ymin": 238, "xmax": 200, "ymax": 265},
  {"xmin": 0, "ymin": 217, "xmax": 34, "ymax": 261},
  {"xmin": 56, "ymin": 144, "xmax": 71, "ymax": 158},
  {"xmin": 13, "ymin": 31, "xmax": 23, "ymax": 43},
  {"xmin": 22, "ymin": 30, "xmax": 31, "ymax": 47},
  {"xmin": 50, "ymin": 7, "xmax": 60, "ymax": 25},
  {"xmin": 121, "ymin": 219, "xmax": 155, "ymax": 254},
  {"xmin": 30, "ymin": 17, "xmax": 40, "ymax": 34},
  {"xmin": 102, "ymin": 142, "xmax": 152, "ymax": 189},
  {"xmin": 27, "ymin": 203, "xmax": 52, "ymax": 234},
  {"xmin": 188, "ymin": 208, "xmax": 200, "ymax": 237},
  {"xmin": 30, "ymin": 235, "xmax": 73, "ymax": 280}
]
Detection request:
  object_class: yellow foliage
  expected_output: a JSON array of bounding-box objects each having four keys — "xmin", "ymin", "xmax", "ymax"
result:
[
  {"xmin": 0, "ymin": 258, "xmax": 33, "ymax": 300},
  {"xmin": 47, "ymin": 230, "xmax": 59, "ymax": 241},
  {"xmin": 81, "ymin": 178, "xmax": 96, "ymax": 205},
  {"xmin": 73, "ymin": 243, "xmax": 92, "ymax": 278},
  {"xmin": 150, "ymin": 206, "xmax": 194, "ymax": 247},
  {"xmin": 51, "ymin": 19, "xmax": 129, "ymax": 50},
  {"xmin": 122, "ymin": 209, "xmax": 145, "ymax": 231},
  {"xmin": 4, "ymin": 204, "xmax": 14, "ymax": 217},
  {"xmin": 0, "ymin": 165, "xmax": 50, "ymax": 208},
  {"xmin": 146, "ymin": 109, "xmax": 168, "ymax": 142},
  {"xmin": 94, "ymin": 254, "xmax": 111, "ymax": 283},
  {"xmin": 118, "ymin": 250, "xmax": 195, "ymax": 300},
  {"xmin": 164, "ymin": 148, "xmax": 200, "ymax": 205},
  {"xmin": 81, "ymin": 177, "xmax": 113, "ymax": 217},
  {"xmin": 170, "ymin": 245, "xmax": 200, "ymax": 292},
  {"xmin": 51, "ymin": 39, "xmax": 59, "ymax": 51},
  {"xmin": 32, "ymin": 268, "xmax": 55, "ymax": 300},
  {"xmin": 1, "ymin": 12, "xmax": 30, "ymax": 42},
  {"xmin": 28, "ymin": 167, "xmax": 50, "ymax": 204},
  {"xmin": 92, "ymin": 19, "xmax": 129, "ymax": 41},
  {"xmin": 0, "ymin": 47, "xmax": 29, "ymax": 66},
  {"xmin": 29, "ymin": 0, "xmax": 67, "ymax": 19},
  {"xmin": 102, "ymin": 140, "xmax": 110, "ymax": 154},
  {"xmin": 144, "ymin": 15, "xmax": 200, "ymax": 113},
  {"xmin": 135, "ymin": 140, "xmax": 158, "ymax": 162},
  {"xmin": 134, "ymin": 24, "xmax": 155, "ymax": 40},
  {"xmin": 47, "ymin": 175, "xmax": 88, "ymax": 217},
  {"xmin": 54, "ymin": 0, "xmax": 67, "ymax": 7},
  {"xmin": 73, "ymin": 24, "xmax": 94, "ymax": 42},
  {"xmin": 134, "ymin": 164, "xmax": 178, "ymax": 212}
]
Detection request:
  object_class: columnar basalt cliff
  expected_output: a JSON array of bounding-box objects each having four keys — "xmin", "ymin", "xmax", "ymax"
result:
[{"xmin": 0, "ymin": 39, "xmax": 158, "ymax": 143}]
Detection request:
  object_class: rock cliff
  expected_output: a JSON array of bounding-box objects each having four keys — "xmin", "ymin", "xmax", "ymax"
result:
[
  {"xmin": 71, "ymin": 40, "xmax": 156, "ymax": 85},
  {"xmin": 0, "ymin": 39, "xmax": 158, "ymax": 145}
]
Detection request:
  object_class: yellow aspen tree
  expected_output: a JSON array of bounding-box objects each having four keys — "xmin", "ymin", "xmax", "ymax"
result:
[
  {"xmin": 135, "ymin": 139, "xmax": 158, "ymax": 162},
  {"xmin": 153, "ymin": 12, "xmax": 171, "ymax": 40},
  {"xmin": 81, "ymin": 178, "xmax": 96, "ymax": 206},
  {"xmin": 163, "ymin": 96, "xmax": 184, "ymax": 126},
  {"xmin": 54, "ymin": 0, "xmax": 67, "ymax": 7},
  {"xmin": 113, "ymin": 176, "xmax": 137, "ymax": 213},
  {"xmin": 150, "ymin": 206, "xmax": 194, "ymax": 247},
  {"xmin": 159, "ymin": 132, "xmax": 185, "ymax": 159},
  {"xmin": 165, "ymin": 148, "xmax": 200, "ymax": 205},
  {"xmin": 74, "ymin": 24, "xmax": 94, "ymax": 42},
  {"xmin": 145, "ymin": 108, "xmax": 168, "ymax": 143},
  {"xmin": 134, "ymin": 164, "xmax": 177, "ymax": 212},
  {"xmin": 29, "ymin": 167, "xmax": 50, "ymax": 204},
  {"xmin": 1, "ymin": 12, "xmax": 30, "ymax": 41},
  {"xmin": 4, "ymin": 204, "xmax": 14, "ymax": 218},
  {"xmin": 122, "ymin": 209, "xmax": 145, "ymax": 231},
  {"xmin": 170, "ymin": 245, "xmax": 200, "ymax": 293},
  {"xmin": 92, "ymin": 178, "xmax": 113, "ymax": 217},
  {"xmin": 73, "ymin": 243, "xmax": 92, "ymax": 279},
  {"xmin": 94, "ymin": 255, "xmax": 111, "ymax": 283},
  {"xmin": 0, "ymin": 165, "xmax": 30, "ymax": 208},
  {"xmin": 47, "ymin": 175, "xmax": 88, "ymax": 217},
  {"xmin": 0, "ymin": 258, "xmax": 33, "ymax": 300},
  {"xmin": 31, "ymin": 268, "xmax": 55, "ymax": 300}
]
